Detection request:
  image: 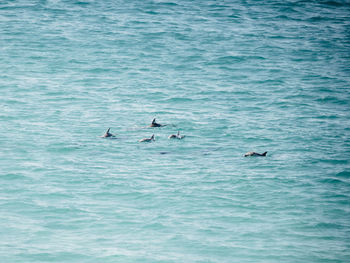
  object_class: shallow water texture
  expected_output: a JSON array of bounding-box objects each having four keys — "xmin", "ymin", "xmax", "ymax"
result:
[{"xmin": 1, "ymin": 0, "xmax": 350, "ymax": 262}]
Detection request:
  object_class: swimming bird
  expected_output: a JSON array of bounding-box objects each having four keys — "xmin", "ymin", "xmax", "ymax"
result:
[
  {"xmin": 244, "ymin": 151, "xmax": 267, "ymax": 157},
  {"xmin": 168, "ymin": 131, "xmax": 185, "ymax": 139},
  {"xmin": 101, "ymin": 128, "xmax": 115, "ymax": 138},
  {"xmin": 139, "ymin": 134, "xmax": 155, "ymax": 142},
  {"xmin": 149, "ymin": 118, "xmax": 166, "ymax": 127}
]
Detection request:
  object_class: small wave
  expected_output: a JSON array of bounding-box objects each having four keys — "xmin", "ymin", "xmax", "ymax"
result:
[
  {"xmin": 2, "ymin": 173, "xmax": 28, "ymax": 181},
  {"xmin": 314, "ymin": 222, "xmax": 345, "ymax": 230},
  {"xmin": 336, "ymin": 170, "xmax": 350, "ymax": 178},
  {"xmin": 74, "ymin": 1, "xmax": 91, "ymax": 6},
  {"xmin": 316, "ymin": 96, "xmax": 348, "ymax": 105},
  {"xmin": 319, "ymin": 177, "xmax": 349, "ymax": 185},
  {"xmin": 275, "ymin": 15, "xmax": 292, "ymax": 20},
  {"xmin": 158, "ymin": 2, "xmax": 178, "ymax": 7},
  {"xmin": 314, "ymin": 114, "xmax": 339, "ymax": 120},
  {"xmin": 206, "ymin": 55, "xmax": 247, "ymax": 65},
  {"xmin": 164, "ymin": 97, "xmax": 193, "ymax": 103},
  {"xmin": 321, "ymin": 1, "xmax": 349, "ymax": 7},
  {"xmin": 308, "ymin": 16, "xmax": 327, "ymax": 22},
  {"xmin": 318, "ymin": 159, "xmax": 348, "ymax": 165},
  {"xmin": 296, "ymin": 0, "xmax": 348, "ymax": 7},
  {"xmin": 47, "ymin": 143, "xmax": 82, "ymax": 153},
  {"xmin": 84, "ymin": 67, "xmax": 115, "ymax": 73},
  {"xmin": 144, "ymin": 10, "xmax": 159, "ymax": 15},
  {"xmin": 142, "ymin": 31, "xmax": 167, "ymax": 38}
]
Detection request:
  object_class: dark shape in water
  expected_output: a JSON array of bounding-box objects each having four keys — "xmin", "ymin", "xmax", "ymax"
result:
[
  {"xmin": 244, "ymin": 151, "xmax": 267, "ymax": 157},
  {"xmin": 102, "ymin": 128, "xmax": 115, "ymax": 138},
  {"xmin": 150, "ymin": 118, "xmax": 166, "ymax": 127}
]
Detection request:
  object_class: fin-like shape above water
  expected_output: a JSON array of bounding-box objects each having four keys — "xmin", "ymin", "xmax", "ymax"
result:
[
  {"xmin": 139, "ymin": 134, "xmax": 155, "ymax": 142},
  {"xmin": 102, "ymin": 128, "xmax": 115, "ymax": 138},
  {"xmin": 150, "ymin": 118, "xmax": 166, "ymax": 127}
]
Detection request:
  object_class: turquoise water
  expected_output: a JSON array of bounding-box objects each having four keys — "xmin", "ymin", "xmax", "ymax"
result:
[{"xmin": 1, "ymin": 0, "xmax": 350, "ymax": 262}]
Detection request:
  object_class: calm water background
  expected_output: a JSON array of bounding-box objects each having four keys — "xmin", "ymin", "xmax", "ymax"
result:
[{"xmin": 1, "ymin": 0, "xmax": 350, "ymax": 262}]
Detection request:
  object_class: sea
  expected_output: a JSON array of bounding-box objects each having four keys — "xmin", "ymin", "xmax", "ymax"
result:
[{"xmin": 1, "ymin": 0, "xmax": 350, "ymax": 262}]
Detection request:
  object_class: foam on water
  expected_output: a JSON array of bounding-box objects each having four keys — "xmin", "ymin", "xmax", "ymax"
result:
[{"xmin": 1, "ymin": 0, "xmax": 350, "ymax": 262}]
